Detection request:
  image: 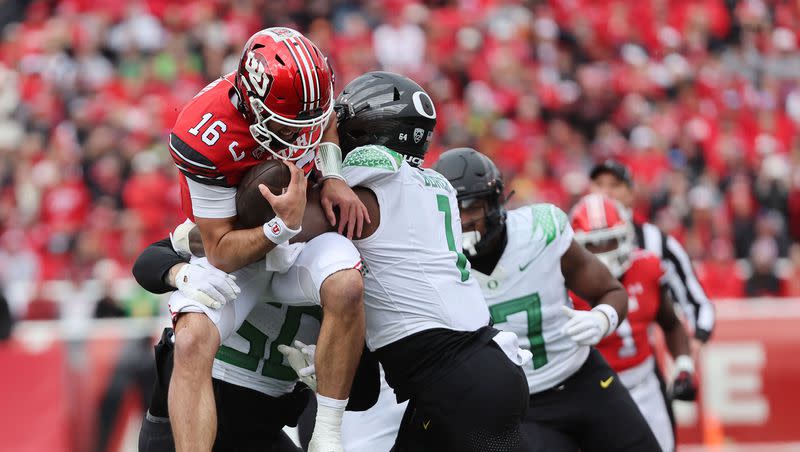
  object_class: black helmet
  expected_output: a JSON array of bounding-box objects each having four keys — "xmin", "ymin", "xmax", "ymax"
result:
[
  {"xmin": 335, "ymin": 71, "xmax": 436, "ymax": 167},
  {"xmin": 432, "ymin": 148, "xmax": 507, "ymax": 257}
]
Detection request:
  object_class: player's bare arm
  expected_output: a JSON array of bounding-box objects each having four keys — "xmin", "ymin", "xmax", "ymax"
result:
[
  {"xmin": 318, "ymin": 117, "xmax": 371, "ymax": 239},
  {"xmin": 561, "ymin": 240, "xmax": 628, "ymax": 320},
  {"xmin": 197, "ymin": 160, "xmax": 306, "ymax": 272},
  {"xmin": 188, "ymin": 185, "xmax": 379, "ymax": 252},
  {"xmin": 656, "ymin": 285, "xmax": 691, "ymax": 358},
  {"xmin": 559, "ymin": 240, "xmax": 628, "ymax": 345},
  {"xmin": 657, "ymin": 283, "xmax": 698, "ymax": 401}
]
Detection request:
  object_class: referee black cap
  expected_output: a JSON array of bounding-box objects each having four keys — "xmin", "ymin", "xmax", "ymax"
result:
[{"xmin": 589, "ymin": 159, "xmax": 633, "ymax": 187}]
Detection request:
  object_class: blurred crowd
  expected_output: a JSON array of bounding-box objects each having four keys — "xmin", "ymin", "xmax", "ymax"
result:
[{"xmin": 0, "ymin": 0, "xmax": 799, "ymax": 321}]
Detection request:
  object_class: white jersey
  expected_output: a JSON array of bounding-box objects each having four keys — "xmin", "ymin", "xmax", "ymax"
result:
[
  {"xmin": 472, "ymin": 204, "xmax": 589, "ymax": 393},
  {"xmin": 213, "ymin": 302, "xmax": 321, "ymax": 397},
  {"xmin": 343, "ymin": 145, "xmax": 491, "ymax": 350}
]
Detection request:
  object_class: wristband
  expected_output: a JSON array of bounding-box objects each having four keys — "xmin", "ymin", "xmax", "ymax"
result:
[
  {"xmin": 315, "ymin": 142, "xmax": 345, "ymax": 181},
  {"xmin": 263, "ymin": 216, "xmax": 301, "ymax": 245},
  {"xmin": 674, "ymin": 355, "xmax": 695, "ymax": 374},
  {"xmin": 592, "ymin": 304, "xmax": 620, "ymax": 337}
]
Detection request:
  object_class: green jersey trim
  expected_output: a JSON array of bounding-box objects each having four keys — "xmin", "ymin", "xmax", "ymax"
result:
[
  {"xmin": 343, "ymin": 145, "xmax": 403, "ymax": 171},
  {"xmin": 530, "ymin": 204, "xmax": 568, "ymax": 245}
]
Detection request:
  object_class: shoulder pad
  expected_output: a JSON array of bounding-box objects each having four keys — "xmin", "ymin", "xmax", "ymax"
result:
[
  {"xmin": 343, "ymin": 145, "xmax": 403, "ymax": 172},
  {"xmin": 529, "ymin": 203, "xmax": 568, "ymax": 246}
]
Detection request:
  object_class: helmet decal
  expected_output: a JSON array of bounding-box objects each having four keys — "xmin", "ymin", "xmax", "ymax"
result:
[
  {"xmin": 244, "ymin": 51, "xmax": 271, "ymax": 98},
  {"xmin": 412, "ymin": 91, "xmax": 436, "ymax": 119}
]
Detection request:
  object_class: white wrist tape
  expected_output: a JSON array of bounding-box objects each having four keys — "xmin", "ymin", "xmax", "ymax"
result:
[
  {"xmin": 593, "ymin": 304, "xmax": 620, "ymax": 338},
  {"xmin": 169, "ymin": 219, "xmax": 196, "ymax": 259},
  {"xmin": 674, "ymin": 355, "xmax": 695, "ymax": 374},
  {"xmin": 263, "ymin": 216, "xmax": 301, "ymax": 245},
  {"xmin": 312, "ymin": 394, "xmax": 347, "ymax": 442},
  {"xmin": 315, "ymin": 142, "xmax": 345, "ymax": 181}
]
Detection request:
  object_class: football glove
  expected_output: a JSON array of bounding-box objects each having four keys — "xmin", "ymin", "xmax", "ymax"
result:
[
  {"xmin": 670, "ymin": 355, "xmax": 698, "ymax": 401},
  {"xmin": 277, "ymin": 340, "xmax": 317, "ymax": 391},
  {"xmin": 560, "ymin": 305, "xmax": 610, "ymax": 346},
  {"xmin": 174, "ymin": 263, "xmax": 239, "ymax": 310}
]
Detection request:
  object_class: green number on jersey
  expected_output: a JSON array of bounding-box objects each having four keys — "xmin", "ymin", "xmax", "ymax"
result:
[
  {"xmin": 215, "ymin": 305, "xmax": 322, "ymax": 381},
  {"xmin": 489, "ymin": 293, "xmax": 548, "ymax": 369},
  {"xmin": 436, "ymin": 194, "xmax": 470, "ymax": 282}
]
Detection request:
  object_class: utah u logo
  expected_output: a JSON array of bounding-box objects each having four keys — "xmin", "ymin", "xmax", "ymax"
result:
[{"xmin": 245, "ymin": 51, "xmax": 271, "ymax": 98}]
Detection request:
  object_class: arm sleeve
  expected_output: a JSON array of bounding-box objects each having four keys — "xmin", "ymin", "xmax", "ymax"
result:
[
  {"xmin": 132, "ymin": 238, "xmax": 188, "ymax": 294},
  {"xmin": 662, "ymin": 234, "xmax": 716, "ymax": 342},
  {"xmin": 185, "ymin": 177, "xmax": 238, "ymax": 219}
]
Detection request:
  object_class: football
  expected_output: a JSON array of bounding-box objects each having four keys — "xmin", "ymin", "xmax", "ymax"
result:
[
  {"xmin": 235, "ymin": 160, "xmax": 291, "ymax": 228},
  {"xmin": 235, "ymin": 160, "xmax": 333, "ymax": 242}
]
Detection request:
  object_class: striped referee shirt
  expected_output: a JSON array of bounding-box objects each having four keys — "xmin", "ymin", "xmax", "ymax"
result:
[{"xmin": 634, "ymin": 222, "xmax": 715, "ymax": 342}]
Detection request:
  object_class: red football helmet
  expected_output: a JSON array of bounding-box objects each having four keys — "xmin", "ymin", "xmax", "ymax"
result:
[
  {"xmin": 235, "ymin": 27, "xmax": 334, "ymax": 160},
  {"xmin": 569, "ymin": 193, "xmax": 635, "ymax": 278}
]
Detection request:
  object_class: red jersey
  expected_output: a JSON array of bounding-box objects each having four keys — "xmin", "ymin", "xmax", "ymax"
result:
[
  {"xmin": 169, "ymin": 73, "xmax": 315, "ymax": 220},
  {"xmin": 572, "ymin": 249, "xmax": 666, "ymax": 372}
]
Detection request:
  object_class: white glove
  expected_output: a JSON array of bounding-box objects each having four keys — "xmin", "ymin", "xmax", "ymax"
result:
[
  {"xmin": 174, "ymin": 263, "xmax": 240, "ymax": 310},
  {"xmin": 277, "ymin": 340, "xmax": 317, "ymax": 390},
  {"xmin": 560, "ymin": 305, "xmax": 610, "ymax": 345}
]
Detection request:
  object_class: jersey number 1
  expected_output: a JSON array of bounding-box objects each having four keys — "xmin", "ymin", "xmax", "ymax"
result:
[
  {"xmin": 436, "ymin": 194, "xmax": 470, "ymax": 282},
  {"xmin": 615, "ymin": 319, "xmax": 637, "ymax": 358}
]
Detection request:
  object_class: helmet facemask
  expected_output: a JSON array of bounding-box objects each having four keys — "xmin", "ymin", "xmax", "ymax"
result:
[
  {"xmin": 247, "ymin": 94, "xmax": 333, "ymax": 161},
  {"xmin": 574, "ymin": 224, "xmax": 635, "ymax": 278},
  {"xmin": 459, "ymin": 193, "xmax": 507, "ymax": 258}
]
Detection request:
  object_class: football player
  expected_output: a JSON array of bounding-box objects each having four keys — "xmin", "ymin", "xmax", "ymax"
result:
[
  {"xmin": 436, "ymin": 149, "xmax": 665, "ymax": 451},
  {"xmin": 332, "ymin": 148, "xmax": 662, "ymax": 451},
  {"xmin": 588, "ymin": 160, "xmax": 715, "ymax": 342},
  {"xmin": 165, "ymin": 27, "xmax": 368, "ymax": 452},
  {"xmin": 155, "ymin": 71, "xmax": 533, "ymax": 451},
  {"xmin": 570, "ymin": 193, "xmax": 698, "ymax": 452},
  {"xmin": 133, "ymin": 225, "xmax": 380, "ymax": 452},
  {"xmin": 328, "ymin": 72, "xmax": 533, "ymax": 451}
]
